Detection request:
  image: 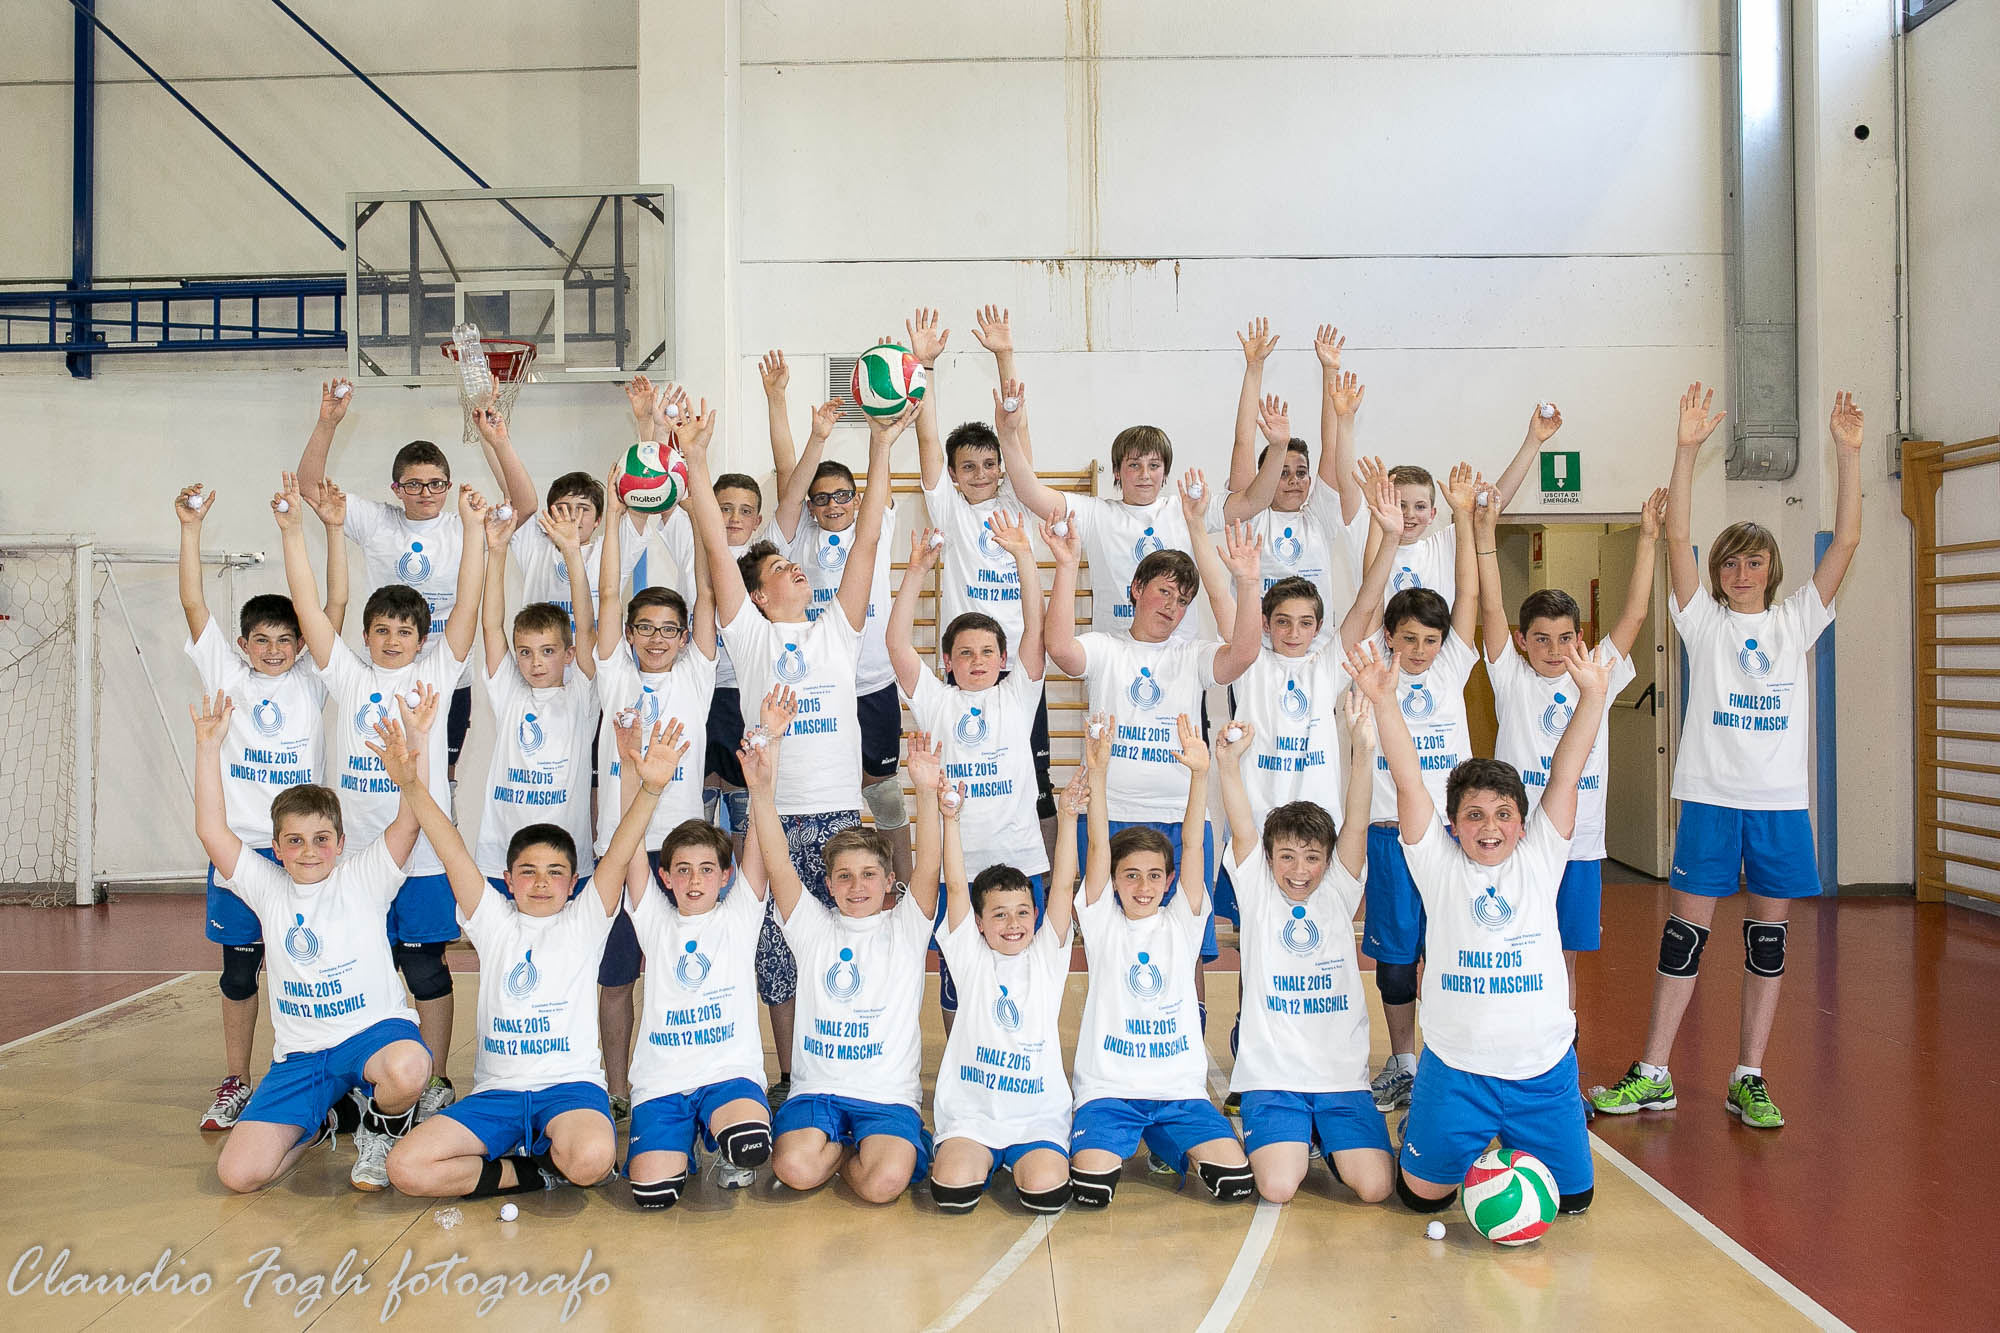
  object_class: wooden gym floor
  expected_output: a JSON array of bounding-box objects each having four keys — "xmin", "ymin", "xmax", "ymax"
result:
[{"xmin": 1, "ymin": 873, "xmax": 1992, "ymax": 1332}]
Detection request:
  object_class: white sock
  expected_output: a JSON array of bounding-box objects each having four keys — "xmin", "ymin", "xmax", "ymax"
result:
[
  {"xmin": 1393, "ymin": 1052, "xmax": 1418, "ymax": 1075},
  {"xmin": 1636, "ymin": 1060, "xmax": 1668, "ymax": 1081},
  {"xmin": 1731, "ymin": 1064, "xmax": 1761, "ymax": 1083}
]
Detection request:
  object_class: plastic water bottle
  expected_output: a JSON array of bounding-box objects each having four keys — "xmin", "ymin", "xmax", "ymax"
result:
[{"xmin": 453, "ymin": 323, "xmax": 493, "ymax": 406}]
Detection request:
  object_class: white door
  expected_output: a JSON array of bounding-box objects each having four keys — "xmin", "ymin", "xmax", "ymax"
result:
[{"xmin": 1600, "ymin": 527, "xmax": 1672, "ymax": 876}]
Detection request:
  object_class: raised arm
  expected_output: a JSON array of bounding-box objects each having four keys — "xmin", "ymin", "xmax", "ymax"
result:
[
  {"xmin": 907, "ymin": 308, "xmax": 951, "ymax": 490},
  {"xmin": 1535, "ymin": 642, "xmax": 1611, "ymax": 839},
  {"xmin": 1080, "ymin": 713, "xmax": 1114, "ymax": 904},
  {"xmin": 596, "ymin": 463, "xmax": 629, "ymax": 663},
  {"xmin": 905, "ymin": 732, "xmax": 944, "ymax": 922},
  {"xmin": 443, "ymin": 483, "xmax": 491, "ymax": 665},
  {"xmin": 1316, "ymin": 331, "xmax": 1364, "ymax": 520},
  {"xmin": 985, "ymin": 508, "xmax": 1045, "ymax": 679},
  {"xmin": 1225, "ymin": 318, "xmax": 1279, "ymax": 494},
  {"xmin": 175, "ymin": 485, "xmax": 213, "ymax": 640},
  {"xmin": 1338, "ymin": 459, "xmax": 1402, "ymax": 648},
  {"xmin": 274, "ymin": 472, "xmax": 336, "ymax": 669},
  {"xmin": 601, "ymin": 718, "xmax": 689, "ymax": 916},
  {"xmin": 1041, "ymin": 513, "xmax": 1087, "ymax": 677},
  {"xmin": 1473, "ymin": 477, "xmax": 1508, "ymax": 663},
  {"xmin": 1667, "ymin": 382, "xmax": 1727, "ymax": 611},
  {"xmin": 677, "ymin": 402, "xmax": 746, "ymax": 626},
  {"xmin": 889, "ymin": 527, "xmax": 942, "ymax": 697},
  {"xmin": 773, "ymin": 370, "xmax": 831, "ymax": 546},
  {"xmin": 971, "ymin": 305, "xmax": 1020, "ymax": 404},
  {"xmin": 549, "ymin": 503, "xmax": 599, "ymax": 673},
  {"xmin": 1214, "ymin": 718, "xmax": 1260, "ymax": 861},
  {"xmin": 471, "ymin": 397, "xmax": 539, "ymax": 520},
  {"xmin": 1443, "ymin": 463, "xmax": 1483, "ymax": 646},
  {"xmin": 1043, "ymin": 763, "xmax": 1087, "ymax": 941},
  {"xmin": 1492, "ymin": 402, "xmax": 1564, "ymax": 509},
  {"xmin": 366, "ymin": 690, "xmax": 438, "ymax": 869},
  {"xmin": 370, "ymin": 687, "xmax": 479, "ymax": 912},
  {"xmin": 743, "ymin": 685, "xmax": 803, "ymax": 919},
  {"xmin": 1176, "ymin": 471, "xmax": 1236, "ymax": 629},
  {"xmin": 1814, "ymin": 392, "xmax": 1865, "ymax": 605},
  {"xmin": 755, "ymin": 352, "xmax": 804, "ymax": 531},
  {"xmin": 1223, "ymin": 394, "xmax": 1293, "ymax": 524},
  {"xmin": 1608, "ymin": 487, "xmax": 1667, "ymax": 657},
  {"xmin": 1172, "ymin": 714, "xmax": 1211, "ymax": 918},
  {"xmin": 992, "ymin": 381, "xmax": 1063, "ymax": 523},
  {"xmin": 1344, "ymin": 640, "xmax": 1434, "ymax": 838},
  {"xmin": 940, "ymin": 766, "xmax": 973, "ymax": 930},
  {"xmin": 481, "ymin": 506, "xmax": 519, "ymax": 676},
  {"xmin": 1337, "ymin": 693, "xmax": 1375, "ymax": 877},
  {"xmin": 293, "ymin": 378, "xmax": 353, "ymax": 498},
  {"xmin": 837, "ymin": 403, "xmax": 914, "ymax": 631},
  {"xmin": 304, "ymin": 478, "xmax": 351, "ymax": 633},
  {"xmin": 1211, "ymin": 520, "xmax": 1266, "ymax": 687},
  {"xmin": 192, "ymin": 691, "xmax": 244, "ymax": 880}
]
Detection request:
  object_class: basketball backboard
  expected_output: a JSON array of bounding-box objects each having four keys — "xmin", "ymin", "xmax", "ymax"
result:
[{"xmin": 345, "ymin": 185, "xmax": 672, "ymax": 387}]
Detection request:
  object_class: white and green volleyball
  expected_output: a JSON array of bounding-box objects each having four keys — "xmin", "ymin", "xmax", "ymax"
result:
[
  {"xmin": 1462, "ymin": 1148, "xmax": 1559, "ymax": 1246},
  {"xmin": 616, "ymin": 440, "xmax": 689, "ymax": 513},
  {"xmin": 851, "ymin": 342, "xmax": 927, "ymax": 417}
]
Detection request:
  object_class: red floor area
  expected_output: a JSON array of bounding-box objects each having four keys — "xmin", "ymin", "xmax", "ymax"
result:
[{"xmin": 5, "ymin": 884, "xmax": 1997, "ymax": 1327}]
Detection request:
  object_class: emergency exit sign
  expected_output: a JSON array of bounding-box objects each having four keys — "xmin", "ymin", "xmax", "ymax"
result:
[{"xmin": 1540, "ymin": 451, "xmax": 1581, "ymax": 503}]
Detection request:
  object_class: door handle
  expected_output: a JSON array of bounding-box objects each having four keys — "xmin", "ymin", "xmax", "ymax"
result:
[{"xmin": 1635, "ymin": 682, "xmax": 1658, "ymax": 716}]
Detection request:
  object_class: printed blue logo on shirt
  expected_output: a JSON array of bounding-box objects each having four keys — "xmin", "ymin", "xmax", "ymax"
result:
[
  {"xmin": 397, "ymin": 542, "xmax": 433, "ymax": 584},
  {"xmin": 994, "ymin": 982, "xmax": 1022, "ymax": 1032},
  {"xmin": 1400, "ymin": 682, "xmax": 1436, "ymax": 721},
  {"xmin": 776, "ymin": 642, "xmax": 809, "ymax": 684},
  {"xmin": 517, "ymin": 711, "xmax": 546, "ymax": 755},
  {"xmin": 284, "ymin": 912, "xmax": 321, "ymax": 964},
  {"xmin": 1537, "ymin": 692, "xmax": 1573, "ymax": 740},
  {"xmin": 1127, "ymin": 667, "xmax": 1163, "ymax": 710},
  {"xmin": 1391, "ymin": 565, "xmax": 1423, "ymax": 592},
  {"xmin": 1280, "ymin": 678, "xmax": 1310, "ymax": 720},
  {"xmin": 1132, "ymin": 526, "xmax": 1165, "ymax": 560},
  {"xmin": 1272, "ymin": 525, "xmax": 1303, "ymax": 566},
  {"xmin": 825, "ymin": 946, "xmax": 863, "ymax": 1001},
  {"xmin": 817, "ymin": 533, "xmax": 849, "ymax": 571},
  {"xmin": 1471, "ymin": 886, "xmax": 1514, "ymax": 931},
  {"xmin": 955, "ymin": 707, "xmax": 989, "ymax": 745},
  {"xmin": 251, "ymin": 698, "xmax": 286, "ymax": 737},
  {"xmin": 1125, "ymin": 950, "xmax": 1165, "ymax": 1000},
  {"xmin": 506, "ymin": 948, "xmax": 541, "ymax": 999},
  {"xmin": 1280, "ymin": 904, "xmax": 1321, "ymax": 956},
  {"xmin": 675, "ymin": 939, "xmax": 712, "ymax": 990},
  {"xmin": 1738, "ymin": 638, "xmax": 1773, "ymax": 679},
  {"xmin": 353, "ymin": 692, "xmax": 392, "ymax": 738}
]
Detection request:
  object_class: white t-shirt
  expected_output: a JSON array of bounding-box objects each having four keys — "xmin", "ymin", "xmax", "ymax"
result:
[
  {"xmin": 628, "ymin": 878, "xmax": 769, "ymax": 1104},
  {"xmin": 781, "ymin": 892, "xmax": 932, "ymax": 1109},
  {"xmin": 1078, "ymin": 632, "xmax": 1221, "ymax": 821},
  {"xmin": 321, "ymin": 636, "xmax": 463, "ymax": 876},
  {"xmin": 1489, "ymin": 639, "xmax": 1637, "ymax": 860},
  {"xmin": 1670, "ymin": 585, "xmax": 1834, "ymax": 810},
  {"xmin": 1069, "ymin": 491, "xmax": 1224, "ymax": 641},
  {"xmin": 1382, "ymin": 523, "xmax": 1457, "ymax": 612},
  {"xmin": 1071, "ymin": 890, "xmax": 1210, "ymax": 1105},
  {"xmin": 459, "ymin": 884, "xmax": 617, "ymax": 1093},
  {"xmin": 713, "ymin": 527, "xmax": 768, "ymax": 690},
  {"xmin": 221, "ymin": 839, "xmax": 415, "ymax": 1059},
  {"xmin": 721, "ymin": 605, "xmax": 862, "ymax": 817},
  {"xmin": 475, "ymin": 661, "xmax": 601, "ymax": 878},
  {"xmin": 1227, "ymin": 849, "xmax": 1370, "ymax": 1095},
  {"xmin": 934, "ymin": 913, "xmax": 1073, "ymax": 1148},
  {"xmin": 923, "ymin": 478, "xmax": 1028, "ymax": 658},
  {"xmin": 1368, "ymin": 630, "xmax": 1478, "ymax": 823},
  {"xmin": 185, "ymin": 617, "xmax": 327, "ymax": 847},
  {"xmin": 1404, "ymin": 814, "xmax": 1573, "ymax": 1080},
  {"xmin": 344, "ymin": 498, "xmax": 473, "ymax": 686},
  {"xmin": 1230, "ymin": 642, "xmax": 1350, "ymax": 839},
  {"xmin": 1244, "ymin": 483, "xmax": 1370, "ymax": 616},
  {"xmin": 507, "ymin": 515, "xmax": 647, "ymax": 627},
  {"xmin": 592, "ymin": 647, "xmax": 716, "ymax": 855},
  {"xmin": 789, "ymin": 508, "xmax": 895, "ymax": 694},
  {"xmin": 905, "ymin": 668, "xmax": 1049, "ymax": 878}
]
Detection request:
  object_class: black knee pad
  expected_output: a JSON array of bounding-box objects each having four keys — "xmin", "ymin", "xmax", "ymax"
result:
[
  {"xmin": 362, "ymin": 1095, "xmax": 416, "ymax": 1139},
  {"xmin": 1560, "ymin": 1186, "xmax": 1594, "ymax": 1215},
  {"xmin": 1017, "ymin": 1181, "xmax": 1070, "ymax": 1214},
  {"xmin": 219, "ymin": 943, "xmax": 264, "ymax": 1001},
  {"xmin": 930, "ymin": 1179, "xmax": 984, "ymax": 1214},
  {"xmin": 1743, "ymin": 919, "xmax": 1787, "ymax": 978},
  {"xmin": 394, "ymin": 941, "xmax": 454, "ymax": 1001},
  {"xmin": 1656, "ymin": 914, "xmax": 1710, "ymax": 979},
  {"xmin": 1376, "ymin": 961, "xmax": 1419, "ymax": 1008},
  {"xmin": 631, "ymin": 1172, "xmax": 687, "ymax": 1210},
  {"xmin": 1069, "ymin": 1166, "xmax": 1120, "ymax": 1209},
  {"xmin": 717, "ymin": 1121, "xmax": 772, "ymax": 1169},
  {"xmin": 1194, "ymin": 1160, "xmax": 1256, "ymax": 1202},
  {"xmin": 1396, "ymin": 1172, "xmax": 1457, "ymax": 1214}
]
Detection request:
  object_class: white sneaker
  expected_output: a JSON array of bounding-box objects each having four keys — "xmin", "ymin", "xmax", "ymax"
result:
[
  {"xmin": 1370, "ymin": 1060, "xmax": 1415, "ymax": 1112},
  {"xmin": 350, "ymin": 1125, "xmax": 393, "ymax": 1191},
  {"xmin": 416, "ymin": 1077, "xmax": 456, "ymax": 1123},
  {"xmin": 201, "ymin": 1075, "xmax": 253, "ymax": 1131},
  {"xmin": 716, "ymin": 1161, "xmax": 755, "ymax": 1190}
]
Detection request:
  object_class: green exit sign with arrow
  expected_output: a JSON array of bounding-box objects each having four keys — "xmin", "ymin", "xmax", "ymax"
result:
[{"xmin": 1540, "ymin": 451, "xmax": 1581, "ymax": 503}]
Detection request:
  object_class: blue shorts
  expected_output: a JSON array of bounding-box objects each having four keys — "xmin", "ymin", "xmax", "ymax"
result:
[
  {"xmin": 1556, "ymin": 859, "xmax": 1603, "ymax": 951},
  {"xmin": 237, "ymin": 1017, "xmax": 426, "ymax": 1135},
  {"xmin": 773, "ymin": 1093, "xmax": 933, "ymax": 1180},
  {"xmin": 1239, "ymin": 1089, "xmax": 1393, "ymax": 1156},
  {"xmin": 857, "ymin": 683, "xmax": 903, "ymax": 779},
  {"xmin": 437, "ymin": 1081, "xmax": 611, "ymax": 1159},
  {"xmin": 1070, "ymin": 1096, "xmax": 1238, "ymax": 1173},
  {"xmin": 934, "ymin": 874, "xmax": 1047, "ymax": 1014},
  {"xmin": 1362, "ymin": 824, "xmax": 1425, "ymax": 965},
  {"xmin": 206, "ymin": 846, "xmax": 279, "ymax": 945},
  {"xmin": 957, "ymin": 1139, "xmax": 1067, "ymax": 1187},
  {"xmin": 1074, "ymin": 818, "xmax": 1221, "ymax": 959},
  {"xmin": 1670, "ymin": 802, "xmax": 1821, "ymax": 899},
  {"xmin": 389, "ymin": 872, "xmax": 458, "ymax": 945},
  {"xmin": 704, "ymin": 685, "xmax": 747, "ymax": 789},
  {"xmin": 1399, "ymin": 1047, "xmax": 1592, "ymax": 1195},
  {"xmin": 629, "ymin": 1076, "xmax": 769, "ymax": 1162}
]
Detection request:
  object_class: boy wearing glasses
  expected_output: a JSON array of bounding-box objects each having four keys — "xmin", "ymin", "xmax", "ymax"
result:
[{"xmin": 296, "ymin": 379, "xmax": 539, "ymax": 783}]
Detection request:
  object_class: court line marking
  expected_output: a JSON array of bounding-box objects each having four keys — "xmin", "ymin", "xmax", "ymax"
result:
[
  {"xmin": 1589, "ymin": 1133, "xmax": 1853, "ymax": 1332},
  {"xmin": 0, "ymin": 971, "xmax": 197, "ymax": 1053},
  {"xmin": 1194, "ymin": 1199, "xmax": 1283, "ymax": 1333},
  {"xmin": 0, "ymin": 968, "xmax": 188, "ymax": 974},
  {"xmin": 919, "ymin": 1213, "xmax": 1057, "ymax": 1333}
]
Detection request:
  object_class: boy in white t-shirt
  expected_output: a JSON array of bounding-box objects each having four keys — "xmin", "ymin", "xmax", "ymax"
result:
[
  {"xmin": 1068, "ymin": 715, "xmax": 1254, "ymax": 1207},
  {"xmin": 193, "ymin": 692, "xmax": 433, "ymax": 1195},
  {"xmin": 685, "ymin": 397, "xmax": 916, "ymax": 1110},
  {"xmin": 891, "ymin": 508, "xmax": 1048, "ymax": 1028},
  {"xmin": 749, "ymin": 692, "xmax": 943, "ymax": 1204},
  {"xmin": 296, "ymin": 378, "xmax": 538, "ymax": 780},
  {"xmin": 176, "ymin": 480, "xmax": 345, "ymax": 1131},
  {"xmin": 1476, "ymin": 484, "xmax": 1661, "ymax": 1011},
  {"xmin": 278, "ymin": 471, "xmax": 487, "ymax": 1117},
  {"xmin": 379, "ymin": 711, "xmax": 678, "ymax": 1201},
  {"xmin": 1348, "ymin": 637, "xmax": 1613, "ymax": 1222},
  {"xmin": 928, "ymin": 754, "xmax": 1084, "ymax": 1216},
  {"xmin": 1359, "ymin": 463, "xmax": 1482, "ymax": 1115},
  {"xmin": 1592, "ymin": 386, "xmax": 1863, "ymax": 1130},
  {"xmin": 1216, "ymin": 698, "xmax": 1388, "ymax": 1205}
]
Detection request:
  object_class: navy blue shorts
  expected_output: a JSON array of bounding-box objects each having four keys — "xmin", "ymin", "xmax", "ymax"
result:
[
  {"xmin": 1072, "ymin": 817, "xmax": 1221, "ymax": 958},
  {"xmin": 773, "ymin": 1093, "xmax": 933, "ymax": 1180},
  {"xmin": 1069, "ymin": 1096, "xmax": 1237, "ymax": 1173},
  {"xmin": 1362, "ymin": 824, "xmax": 1425, "ymax": 965},
  {"xmin": 206, "ymin": 845, "xmax": 278, "ymax": 945},
  {"xmin": 1556, "ymin": 859, "xmax": 1603, "ymax": 952},
  {"xmin": 237, "ymin": 1017, "xmax": 426, "ymax": 1135},
  {"xmin": 628, "ymin": 1076, "xmax": 769, "ymax": 1163},
  {"xmin": 389, "ymin": 872, "xmax": 458, "ymax": 946},
  {"xmin": 436, "ymin": 1081, "xmax": 612, "ymax": 1159},
  {"xmin": 447, "ymin": 682, "xmax": 473, "ymax": 768},
  {"xmin": 1670, "ymin": 801, "xmax": 1821, "ymax": 899},
  {"xmin": 1239, "ymin": 1089, "xmax": 1392, "ymax": 1156},
  {"xmin": 1400, "ymin": 1047, "xmax": 1592, "ymax": 1195},
  {"xmin": 857, "ymin": 683, "xmax": 903, "ymax": 780},
  {"xmin": 704, "ymin": 685, "xmax": 746, "ymax": 788}
]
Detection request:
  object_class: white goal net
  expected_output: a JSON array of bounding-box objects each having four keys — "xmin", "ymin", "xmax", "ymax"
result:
[{"xmin": 0, "ymin": 538, "xmax": 98, "ymax": 905}]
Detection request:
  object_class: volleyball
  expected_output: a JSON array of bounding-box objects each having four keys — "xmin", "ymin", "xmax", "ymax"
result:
[
  {"xmin": 617, "ymin": 440, "xmax": 689, "ymax": 513},
  {"xmin": 1462, "ymin": 1148, "xmax": 1560, "ymax": 1246},
  {"xmin": 851, "ymin": 342, "xmax": 927, "ymax": 417}
]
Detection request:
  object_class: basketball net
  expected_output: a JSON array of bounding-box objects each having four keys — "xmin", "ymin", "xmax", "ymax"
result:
[{"xmin": 444, "ymin": 323, "xmax": 538, "ymax": 445}]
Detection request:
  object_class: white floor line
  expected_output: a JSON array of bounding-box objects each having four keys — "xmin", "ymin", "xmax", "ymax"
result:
[
  {"xmin": 0, "ymin": 971, "xmax": 196, "ymax": 1053},
  {"xmin": 1589, "ymin": 1133, "xmax": 1853, "ymax": 1332},
  {"xmin": 919, "ymin": 1213, "xmax": 1057, "ymax": 1333},
  {"xmin": 1193, "ymin": 1199, "xmax": 1283, "ymax": 1333},
  {"xmin": 0, "ymin": 968, "xmax": 187, "ymax": 974}
]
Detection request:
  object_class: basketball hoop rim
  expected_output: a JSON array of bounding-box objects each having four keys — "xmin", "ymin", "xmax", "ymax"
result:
[{"xmin": 442, "ymin": 337, "xmax": 540, "ymax": 382}]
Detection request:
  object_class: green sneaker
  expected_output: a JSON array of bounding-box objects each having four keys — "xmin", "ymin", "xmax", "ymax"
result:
[
  {"xmin": 1589, "ymin": 1063, "xmax": 1676, "ymax": 1115},
  {"xmin": 1726, "ymin": 1074, "xmax": 1784, "ymax": 1128}
]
